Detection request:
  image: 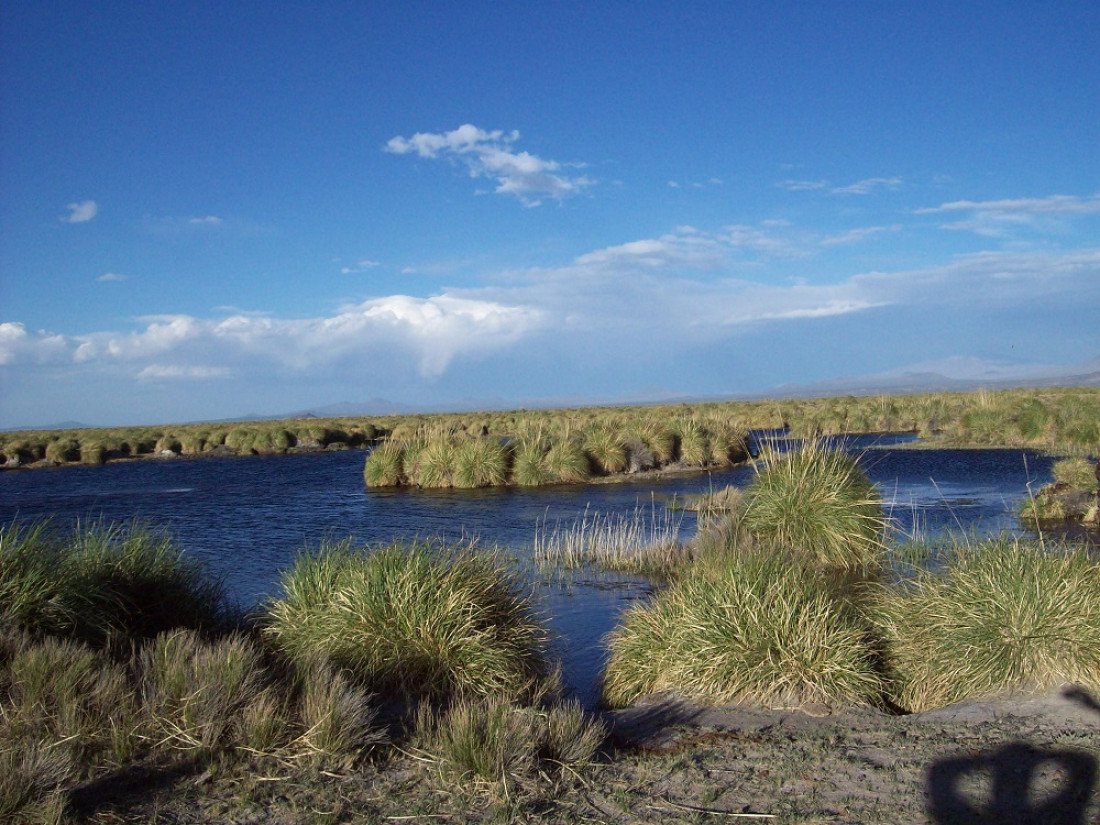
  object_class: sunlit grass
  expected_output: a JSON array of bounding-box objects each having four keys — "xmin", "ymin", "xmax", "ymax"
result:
[{"xmin": 872, "ymin": 536, "xmax": 1100, "ymax": 712}]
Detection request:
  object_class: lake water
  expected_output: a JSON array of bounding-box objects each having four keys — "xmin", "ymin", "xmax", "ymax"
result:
[{"xmin": 0, "ymin": 435, "xmax": 1057, "ymax": 707}]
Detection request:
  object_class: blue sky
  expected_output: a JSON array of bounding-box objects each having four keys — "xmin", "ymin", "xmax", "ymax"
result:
[{"xmin": 2, "ymin": 1, "xmax": 1098, "ymax": 427}]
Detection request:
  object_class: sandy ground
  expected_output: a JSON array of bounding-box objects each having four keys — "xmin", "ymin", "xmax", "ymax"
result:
[{"xmin": 77, "ymin": 685, "xmax": 1100, "ymax": 824}]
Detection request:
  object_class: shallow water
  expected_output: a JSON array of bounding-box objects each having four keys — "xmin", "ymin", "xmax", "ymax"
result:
[{"xmin": 0, "ymin": 435, "xmax": 1056, "ymax": 707}]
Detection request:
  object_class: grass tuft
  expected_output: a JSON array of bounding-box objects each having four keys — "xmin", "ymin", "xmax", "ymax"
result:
[
  {"xmin": 263, "ymin": 539, "xmax": 548, "ymax": 702},
  {"xmin": 872, "ymin": 536, "xmax": 1100, "ymax": 712},
  {"xmin": 602, "ymin": 552, "xmax": 883, "ymax": 709}
]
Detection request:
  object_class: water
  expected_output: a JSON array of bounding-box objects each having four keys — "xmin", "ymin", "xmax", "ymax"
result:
[{"xmin": 0, "ymin": 435, "xmax": 1057, "ymax": 706}]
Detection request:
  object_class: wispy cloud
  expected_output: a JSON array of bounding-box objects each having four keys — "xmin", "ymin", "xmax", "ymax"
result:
[
  {"xmin": 340, "ymin": 259, "xmax": 382, "ymax": 274},
  {"xmin": 830, "ymin": 177, "xmax": 903, "ymax": 195},
  {"xmin": 188, "ymin": 215, "xmax": 223, "ymax": 226},
  {"xmin": 915, "ymin": 194, "xmax": 1100, "ymax": 236},
  {"xmin": 820, "ymin": 224, "xmax": 901, "ymax": 246},
  {"xmin": 138, "ymin": 364, "xmax": 231, "ymax": 380},
  {"xmin": 97, "ymin": 272, "xmax": 128, "ymax": 282},
  {"xmin": 385, "ymin": 124, "xmax": 593, "ymax": 206},
  {"xmin": 61, "ymin": 200, "xmax": 98, "ymax": 223},
  {"xmin": 777, "ymin": 179, "xmax": 829, "ymax": 191}
]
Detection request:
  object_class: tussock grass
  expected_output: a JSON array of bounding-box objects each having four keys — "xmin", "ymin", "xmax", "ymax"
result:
[
  {"xmin": 0, "ymin": 521, "xmax": 234, "ymax": 649},
  {"xmin": 533, "ymin": 503, "xmax": 688, "ymax": 578},
  {"xmin": 543, "ymin": 439, "xmax": 589, "ymax": 483},
  {"xmin": 0, "ymin": 740, "xmax": 72, "ymax": 824},
  {"xmin": 363, "ymin": 440, "xmax": 406, "ymax": 486},
  {"xmin": 263, "ymin": 540, "xmax": 548, "ymax": 702},
  {"xmin": 1052, "ymin": 456, "xmax": 1099, "ymax": 490},
  {"xmin": 140, "ymin": 630, "xmax": 271, "ymax": 755},
  {"xmin": 872, "ymin": 536, "xmax": 1100, "ymax": 712},
  {"xmin": 293, "ymin": 660, "xmax": 385, "ymax": 764},
  {"xmin": 511, "ymin": 434, "xmax": 551, "ymax": 486},
  {"xmin": 738, "ymin": 441, "xmax": 886, "ymax": 572},
  {"xmin": 453, "ymin": 437, "xmax": 509, "ymax": 488},
  {"xmin": 602, "ymin": 553, "xmax": 883, "ymax": 709},
  {"xmin": 414, "ymin": 693, "xmax": 605, "ymax": 798}
]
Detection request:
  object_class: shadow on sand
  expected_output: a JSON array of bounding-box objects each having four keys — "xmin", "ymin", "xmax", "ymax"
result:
[{"xmin": 927, "ymin": 686, "xmax": 1099, "ymax": 825}]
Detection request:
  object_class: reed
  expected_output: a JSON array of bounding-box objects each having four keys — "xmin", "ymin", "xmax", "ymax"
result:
[
  {"xmin": 872, "ymin": 536, "xmax": 1100, "ymax": 712},
  {"xmin": 533, "ymin": 502, "xmax": 688, "ymax": 578}
]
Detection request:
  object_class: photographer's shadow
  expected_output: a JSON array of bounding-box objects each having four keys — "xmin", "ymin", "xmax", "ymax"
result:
[{"xmin": 927, "ymin": 688, "xmax": 1099, "ymax": 825}]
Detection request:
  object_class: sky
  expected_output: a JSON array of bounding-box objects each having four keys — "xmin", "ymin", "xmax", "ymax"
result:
[{"xmin": 1, "ymin": 1, "xmax": 1098, "ymax": 428}]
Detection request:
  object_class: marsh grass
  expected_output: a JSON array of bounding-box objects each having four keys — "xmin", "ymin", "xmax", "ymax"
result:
[
  {"xmin": 0, "ymin": 521, "xmax": 234, "ymax": 650},
  {"xmin": 872, "ymin": 536, "xmax": 1100, "ymax": 712},
  {"xmin": 453, "ymin": 437, "xmax": 509, "ymax": 488},
  {"xmin": 263, "ymin": 540, "xmax": 548, "ymax": 702},
  {"xmin": 293, "ymin": 660, "xmax": 385, "ymax": 765},
  {"xmin": 414, "ymin": 693, "xmax": 605, "ymax": 798},
  {"xmin": 602, "ymin": 552, "xmax": 883, "ymax": 709},
  {"xmin": 363, "ymin": 440, "xmax": 406, "ymax": 486},
  {"xmin": 533, "ymin": 502, "xmax": 688, "ymax": 578},
  {"xmin": 738, "ymin": 440, "xmax": 887, "ymax": 572},
  {"xmin": 0, "ymin": 740, "xmax": 72, "ymax": 824},
  {"xmin": 140, "ymin": 630, "xmax": 270, "ymax": 755}
]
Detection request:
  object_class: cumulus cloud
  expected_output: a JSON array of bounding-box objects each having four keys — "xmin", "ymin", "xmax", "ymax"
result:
[
  {"xmin": 0, "ymin": 322, "xmax": 69, "ymax": 365},
  {"xmin": 385, "ymin": 124, "xmax": 593, "ymax": 206},
  {"xmin": 61, "ymin": 200, "xmax": 98, "ymax": 223}
]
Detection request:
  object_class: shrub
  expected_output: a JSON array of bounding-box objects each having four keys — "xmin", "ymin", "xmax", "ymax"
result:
[
  {"xmin": 0, "ymin": 521, "xmax": 234, "ymax": 649},
  {"xmin": 872, "ymin": 536, "xmax": 1100, "ymax": 712},
  {"xmin": 738, "ymin": 442, "xmax": 886, "ymax": 572},
  {"xmin": 602, "ymin": 553, "xmax": 882, "ymax": 709},
  {"xmin": 263, "ymin": 540, "xmax": 547, "ymax": 702}
]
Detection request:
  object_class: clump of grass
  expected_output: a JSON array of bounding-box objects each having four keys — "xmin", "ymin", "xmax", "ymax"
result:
[
  {"xmin": 543, "ymin": 439, "xmax": 590, "ymax": 483},
  {"xmin": 0, "ymin": 740, "xmax": 73, "ymax": 824},
  {"xmin": 584, "ymin": 427, "xmax": 627, "ymax": 475},
  {"xmin": 872, "ymin": 536, "xmax": 1100, "ymax": 712},
  {"xmin": 414, "ymin": 693, "xmax": 604, "ymax": 798},
  {"xmin": 140, "ymin": 629, "xmax": 271, "ymax": 755},
  {"xmin": 511, "ymin": 434, "xmax": 551, "ymax": 486},
  {"xmin": 363, "ymin": 440, "xmax": 406, "ymax": 486},
  {"xmin": 1052, "ymin": 456, "xmax": 1098, "ymax": 491},
  {"xmin": 0, "ymin": 521, "xmax": 234, "ymax": 649},
  {"xmin": 738, "ymin": 441, "xmax": 886, "ymax": 572},
  {"xmin": 263, "ymin": 540, "xmax": 548, "ymax": 702},
  {"xmin": 453, "ymin": 437, "xmax": 509, "ymax": 488},
  {"xmin": 534, "ymin": 503, "xmax": 688, "ymax": 578},
  {"xmin": 292, "ymin": 659, "xmax": 385, "ymax": 766},
  {"xmin": 602, "ymin": 552, "xmax": 883, "ymax": 709}
]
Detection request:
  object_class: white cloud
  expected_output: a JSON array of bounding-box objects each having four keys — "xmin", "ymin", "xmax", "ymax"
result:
[
  {"xmin": 830, "ymin": 177, "xmax": 903, "ymax": 195},
  {"xmin": 777, "ymin": 179, "xmax": 828, "ymax": 191},
  {"xmin": 914, "ymin": 194, "xmax": 1100, "ymax": 237},
  {"xmin": 138, "ymin": 365, "xmax": 232, "ymax": 380},
  {"xmin": 0, "ymin": 322, "xmax": 68, "ymax": 365},
  {"xmin": 341, "ymin": 259, "xmax": 382, "ymax": 274},
  {"xmin": 97, "ymin": 272, "xmax": 127, "ymax": 282},
  {"xmin": 820, "ymin": 224, "xmax": 901, "ymax": 246},
  {"xmin": 385, "ymin": 124, "xmax": 593, "ymax": 206},
  {"xmin": 188, "ymin": 216, "xmax": 223, "ymax": 226},
  {"xmin": 61, "ymin": 200, "xmax": 98, "ymax": 223}
]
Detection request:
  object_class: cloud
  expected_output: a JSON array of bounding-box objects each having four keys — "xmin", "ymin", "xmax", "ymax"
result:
[
  {"xmin": 385, "ymin": 124, "xmax": 593, "ymax": 206},
  {"xmin": 138, "ymin": 365, "xmax": 232, "ymax": 380},
  {"xmin": 97, "ymin": 272, "xmax": 127, "ymax": 282},
  {"xmin": 830, "ymin": 177, "xmax": 903, "ymax": 195},
  {"xmin": 0, "ymin": 322, "xmax": 69, "ymax": 365},
  {"xmin": 777, "ymin": 179, "xmax": 829, "ymax": 191},
  {"xmin": 188, "ymin": 216, "xmax": 223, "ymax": 226},
  {"xmin": 61, "ymin": 200, "xmax": 98, "ymax": 223},
  {"xmin": 915, "ymin": 194, "xmax": 1100, "ymax": 236},
  {"xmin": 341, "ymin": 259, "xmax": 382, "ymax": 274},
  {"xmin": 820, "ymin": 224, "xmax": 901, "ymax": 246}
]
